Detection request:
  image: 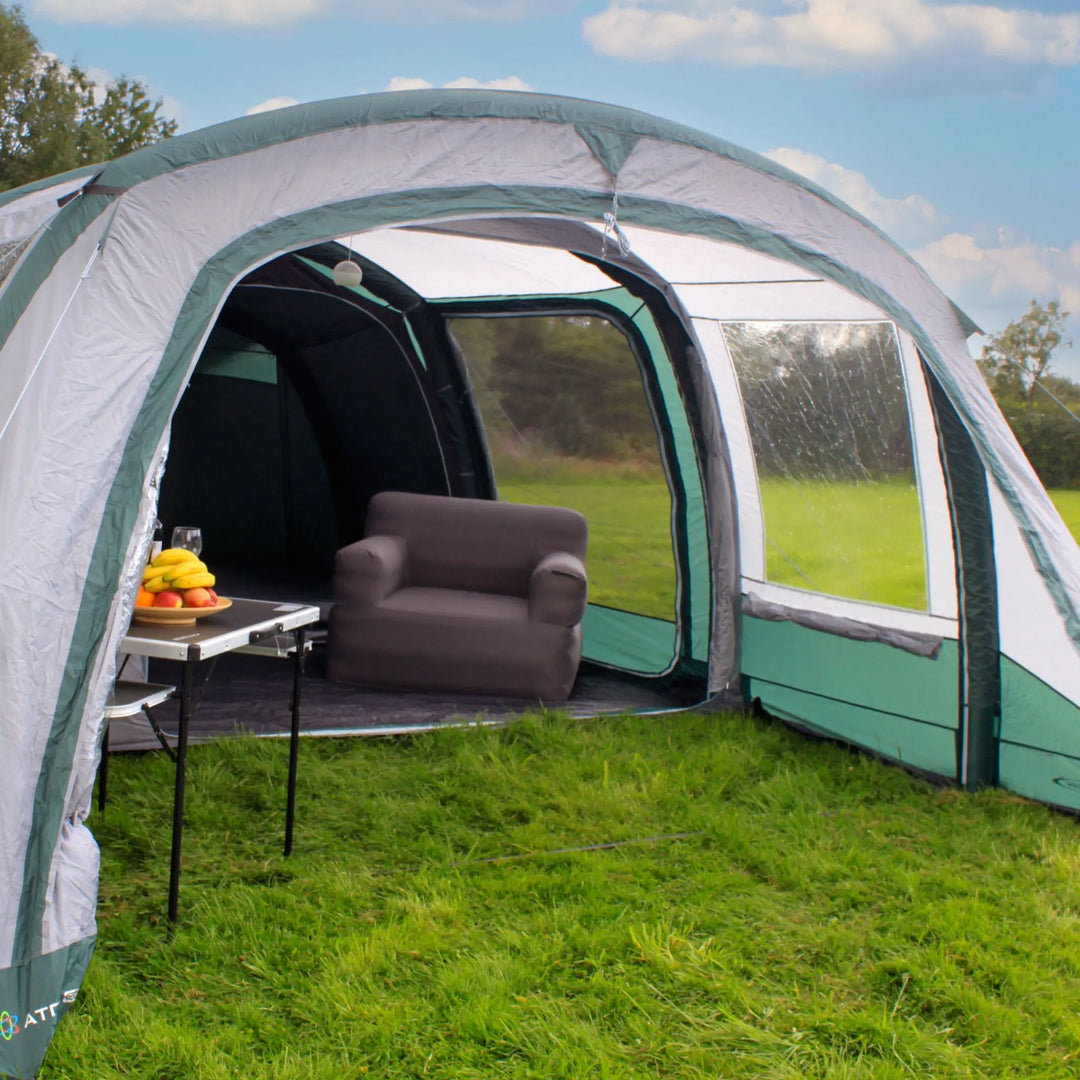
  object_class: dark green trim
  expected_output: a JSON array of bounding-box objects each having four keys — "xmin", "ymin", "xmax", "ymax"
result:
[
  {"xmin": 925, "ymin": 365, "xmax": 1000, "ymax": 790},
  {"xmin": 0, "ymin": 936, "xmax": 95, "ymax": 1080}
]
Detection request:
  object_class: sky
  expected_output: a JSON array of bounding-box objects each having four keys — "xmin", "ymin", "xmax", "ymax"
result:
[{"xmin": 20, "ymin": 0, "xmax": 1080, "ymax": 376}]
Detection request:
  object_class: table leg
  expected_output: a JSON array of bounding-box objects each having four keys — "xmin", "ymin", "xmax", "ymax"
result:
[
  {"xmin": 284, "ymin": 626, "xmax": 306, "ymax": 856},
  {"xmin": 98, "ymin": 720, "xmax": 110, "ymax": 814},
  {"xmin": 168, "ymin": 660, "xmax": 194, "ymax": 926}
]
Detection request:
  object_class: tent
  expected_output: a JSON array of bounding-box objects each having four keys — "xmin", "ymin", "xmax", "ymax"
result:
[{"xmin": 3, "ymin": 89, "xmax": 1080, "ymax": 1076}]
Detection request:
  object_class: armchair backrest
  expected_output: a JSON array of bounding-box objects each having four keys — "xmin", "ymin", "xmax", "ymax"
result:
[{"xmin": 365, "ymin": 491, "xmax": 587, "ymax": 597}]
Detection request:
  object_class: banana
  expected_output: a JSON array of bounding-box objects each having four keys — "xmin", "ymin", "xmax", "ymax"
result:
[
  {"xmin": 151, "ymin": 548, "xmax": 201, "ymax": 567},
  {"xmin": 161, "ymin": 559, "xmax": 207, "ymax": 582},
  {"xmin": 143, "ymin": 574, "xmax": 173, "ymax": 593},
  {"xmin": 142, "ymin": 563, "xmax": 167, "ymax": 582},
  {"xmin": 171, "ymin": 571, "xmax": 216, "ymax": 590}
]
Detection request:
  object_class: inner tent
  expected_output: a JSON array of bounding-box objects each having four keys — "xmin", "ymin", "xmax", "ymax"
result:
[{"xmin": 148, "ymin": 222, "xmax": 714, "ymax": 736}]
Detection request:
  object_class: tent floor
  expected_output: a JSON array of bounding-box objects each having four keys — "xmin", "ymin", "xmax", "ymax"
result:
[{"xmin": 105, "ymin": 647, "xmax": 704, "ymax": 753}]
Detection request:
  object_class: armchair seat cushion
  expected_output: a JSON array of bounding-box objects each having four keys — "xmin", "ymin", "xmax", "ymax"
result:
[
  {"xmin": 327, "ymin": 492, "xmax": 588, "ymax": 700},
  {"xmin": 381, "ymin": 586, "xmax": 527, "ymax": 622}
]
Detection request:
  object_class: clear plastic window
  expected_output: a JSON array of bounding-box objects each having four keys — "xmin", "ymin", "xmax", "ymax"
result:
[
  {"xmin": 724, "ymin": 321, "xmax": 928, "ymax": 610},
  {"xmin": 450, "ymin": 314, "xmax": 677, "ymax": 621}
]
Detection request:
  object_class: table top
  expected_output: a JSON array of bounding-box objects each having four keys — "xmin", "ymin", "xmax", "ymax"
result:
[{"xmin": 120, "ymin": 596, "xmax": 320, "ymax": 661}]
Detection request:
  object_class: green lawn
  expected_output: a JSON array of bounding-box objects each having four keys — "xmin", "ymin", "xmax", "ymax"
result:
[
  {"xmin": 496, "ymin": 455, "xmax": 677, "ymax": 622},
  {"xmin": 47, "ymin": 714, "xmax": 1080, "ymax": 1079},
  {"xmin": 760, "ymin": 476, "xmax": 926, "ymax": 610},
  {"xmin": 1049, "ymin": 489, "xmax": 1080, "ymax": 540}
]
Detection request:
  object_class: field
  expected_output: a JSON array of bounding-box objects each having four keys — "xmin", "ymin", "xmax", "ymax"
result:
[
  {"xmin": 48, "ymin": 713, "xmax": 1080, "ymax": 1079},
  {"xmin": 500, "ymin": 460, "xmax": 1080, "ymax": 616},
  {"xmin": 40, "ymin": 468, "xmax": 1080, "ymax": 1077}
]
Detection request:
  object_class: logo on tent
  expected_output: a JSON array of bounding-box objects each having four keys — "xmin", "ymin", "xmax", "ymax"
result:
[
  {"xmin": 1053, "ymin": 777, "xmax": 1080, "ymax": 792},
  {"xmin": 0, "ymin": 1011, "xmax": 19, "ymax": 1041}
]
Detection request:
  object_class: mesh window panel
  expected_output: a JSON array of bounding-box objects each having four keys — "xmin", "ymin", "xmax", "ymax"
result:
[{"xmin": 724, "ymin": 320, "xmax": 928, "ymax": 610}]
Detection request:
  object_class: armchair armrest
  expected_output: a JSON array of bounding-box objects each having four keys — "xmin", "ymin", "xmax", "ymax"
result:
[
  {"xmin": 528, "ymin": 551, "xmax": 587, "ymax": 626},
  {"xmin": 333, "ymin": 534, "xmax": 408, "ymax": 607}
]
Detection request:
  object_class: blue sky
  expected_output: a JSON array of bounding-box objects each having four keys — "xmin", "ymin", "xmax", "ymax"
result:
[{"xmin": 22, "ymin": 0, "xmax": 1080, "ymax": 375}]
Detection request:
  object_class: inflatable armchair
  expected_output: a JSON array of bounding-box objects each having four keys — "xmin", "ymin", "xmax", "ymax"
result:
[{"xmin": 327, "ymin": 491, "xmax": 588, "ymax": 699}]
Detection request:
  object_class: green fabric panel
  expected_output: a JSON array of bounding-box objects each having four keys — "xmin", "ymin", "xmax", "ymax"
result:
[
  {"xmin": 748, "ymin": 679, "xmax": 959, "ymax": 779},
  {"xmin": 742, "ymin": 614, "xmax": 960, "ymax": 728},
  {"xmin": 926, "ymin": 367, "xmax": 999, "ymax": 789},
  {"xmin": 998, "ymin": 744, "xmax": 1080, "ymax": 813},
  {"xmin": 626, "ymin": 304, "xmax": 710, "ymax": 663},
  {"xmin": 1000, "ymin": 657, "xmax": 1080, "ymax": 764},
  {"xmin": 573, "ymin": 125, "xmax": 640, "ymax": 177},
  {"xmin": 0, "ymin": 936, "xmax": 95, "ymax": 1080},
  {"xmin": 584, "ymin": 604, "xmax": 677, "ymax": 675},
  {"xmin": 197, "ymin": 341, "xmax": 277, "ymax": 384}
]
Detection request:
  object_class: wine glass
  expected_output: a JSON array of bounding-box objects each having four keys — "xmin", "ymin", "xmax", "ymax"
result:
[{"xmin": 171, "ymin": 526, "xmax": 203, "ymax": 557}]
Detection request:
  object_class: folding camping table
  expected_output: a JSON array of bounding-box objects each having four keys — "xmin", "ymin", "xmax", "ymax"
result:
[{"xmin": 119, "ymin": 597, "xmax": 320, "ymax": 925}]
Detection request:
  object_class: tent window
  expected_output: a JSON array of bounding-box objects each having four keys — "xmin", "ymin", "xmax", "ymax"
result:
[
  {"xmin": 450, "ymin": 314, "xmax": 677, "ymax": 622},
  {"xmin": 724, "ymin": 320, "xmax": 928, "ymax": 611}
]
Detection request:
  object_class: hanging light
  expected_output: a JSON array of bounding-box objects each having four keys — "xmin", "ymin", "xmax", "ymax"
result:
[
  {"xmin": 333, "ymin": 233, "xmax": 363, "ymax": 288},
  {"xmin": 332, "ymin": 258, "xmax": 363, "ymax": 289}
]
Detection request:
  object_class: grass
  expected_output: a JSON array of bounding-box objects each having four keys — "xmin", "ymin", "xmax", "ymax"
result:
[
  {"xmin": 759, "ymin": 476, "xmax": 926, "ymax": 610},
  {"xmin": 494, "ymin": 450, "xmax": 677, "ymax": 621},
  {"xmin": 42, "ymin": 467, "xmax": 1080, "ymax": 1076},
  {"xmin": 1049, "ymin": 489, "xmax": 1080, "ymax": 540},
  {"xmin": 46, "ymin": 713, "xmax": 1080, "ymax": 1079}
]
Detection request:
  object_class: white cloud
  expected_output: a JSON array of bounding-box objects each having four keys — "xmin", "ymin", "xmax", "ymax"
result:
[
  {"xmin": 582, "ymin": 1, "xmax": 1080, "ymax": 74},
  {"xmin": 384, "ymin": 75, "xmax": 533, "ymax": 91},
  {"xmin": 764, "ymin": 146, "xmax": 943, "ymax": 245},
  {"xmin": 34, "ymin": 0, "xmax": 321, "ymax": 24},
  {"xmin": 915, "ymin": 232, "xmax": 1071, "ymax": 302},
  {"xmin": 246, "ymin": 96, "xmax": 300, "ymax": 115},
  {"xmin": 914, "ymin": 232, "xmax": 1080, "ymax": 371},
  {"xmin": 32, "ymin": 0, "xmax": 564, "ymax": 25}
]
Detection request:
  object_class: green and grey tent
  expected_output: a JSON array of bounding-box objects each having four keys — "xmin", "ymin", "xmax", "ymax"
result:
[{"xmin": 3, "ymin": 90, "xmax": 1080, "ymax": 1076}]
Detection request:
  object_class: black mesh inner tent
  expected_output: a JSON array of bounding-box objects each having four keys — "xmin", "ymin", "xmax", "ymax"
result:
[{"xmin": 158, "ymin": 253, "xmax": 460, "ymax": 580}]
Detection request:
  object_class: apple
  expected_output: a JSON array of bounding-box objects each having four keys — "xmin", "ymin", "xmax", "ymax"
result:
[
  {"xmin": 152, "ymin": 590, "xmax": 184, "ymax": 608},
  {"xmin": 182, "ymin": 587, "xmax": 214, "ymax": 608},
  {"xmin": 206, "ymin": 588, "xmax": 218, "ymax": 605}
]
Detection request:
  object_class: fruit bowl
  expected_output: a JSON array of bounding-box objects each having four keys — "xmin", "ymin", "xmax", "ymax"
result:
[{"xmin": 132, "ymin": 597, "xmax": 233, "ymax": 627}]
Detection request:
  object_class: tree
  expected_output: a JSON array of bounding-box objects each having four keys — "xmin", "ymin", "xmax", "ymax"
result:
[
  {"xmin": 979, "ymin": 300, "xmax": 1080, "ymax": 488},
  {"xmin": 0, "ymin": 4, "xmax": 175, "ymax": 192},
  {"xmin": 979, "ymin": 299, "xmax": 1071, "ymax": 404}
]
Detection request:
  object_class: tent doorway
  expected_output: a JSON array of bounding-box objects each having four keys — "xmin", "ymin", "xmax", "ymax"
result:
[{"xmin": 136, "ymin": 242, "xmax": 713, "ymax": 747}]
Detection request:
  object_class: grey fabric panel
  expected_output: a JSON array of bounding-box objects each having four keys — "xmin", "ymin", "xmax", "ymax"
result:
[
  {"xmin": 327, "ymin": 594, "xmax": 582, "ymax": 700},
  {"xmin": 529, "ymin": 552, "xmax": 588, "ymax": 626},
  {"xmin": 742, "ymin": 593, "xmax": 945, "ymax": 660},
  {"xmin": 365, "ymin": 491, "xmax": 588, "ymax": 596},
  {"xmin": 332, "ymin": 535, "xmax": 407, "ymax": 605}
]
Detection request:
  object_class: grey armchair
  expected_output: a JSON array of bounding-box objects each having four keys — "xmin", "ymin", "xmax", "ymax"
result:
[{"xmin": 327, "ymin": 491, "xmax": 588, "ymax": 700}]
